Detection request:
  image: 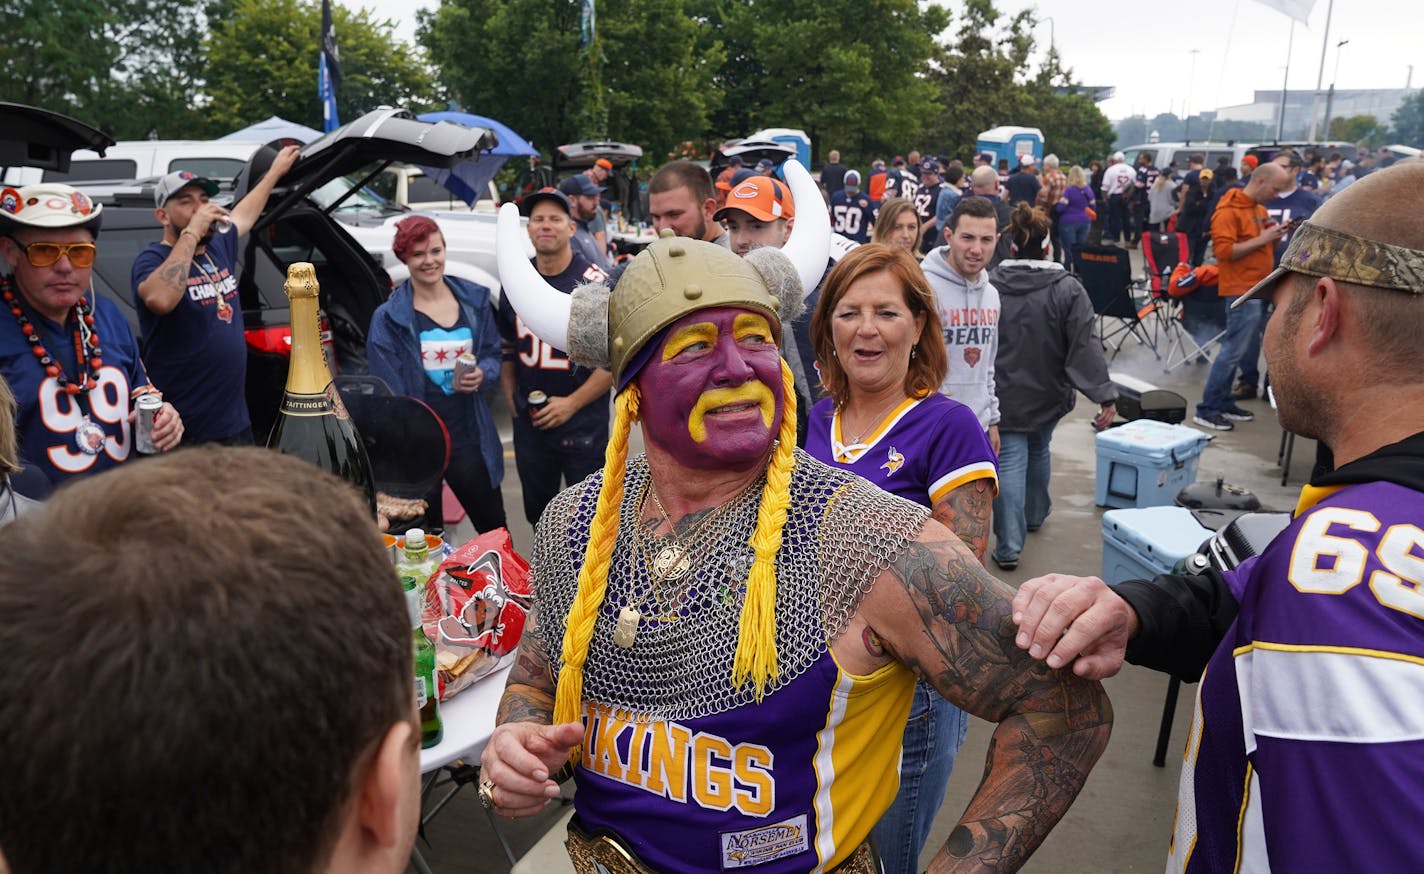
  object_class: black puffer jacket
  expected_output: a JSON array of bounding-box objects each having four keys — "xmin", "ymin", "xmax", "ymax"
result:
[{"xmin": 988, "ymin": 259, "xmax": 1117, "ymax": 432}]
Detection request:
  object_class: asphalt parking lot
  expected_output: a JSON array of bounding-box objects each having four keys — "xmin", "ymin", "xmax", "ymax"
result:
[{"xmin": 413, "ymin": 252, "xmax": 1309, "ymax": 873}]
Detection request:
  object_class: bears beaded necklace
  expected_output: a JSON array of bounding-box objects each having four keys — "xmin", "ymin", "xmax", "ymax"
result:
[{"xmin": 2, "ymin": 275, "xmax": 108, "ymax": 454}]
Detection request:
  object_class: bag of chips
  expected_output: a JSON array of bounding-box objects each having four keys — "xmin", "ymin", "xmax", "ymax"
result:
[{"xmin": 420, "ymin": 527, "xmax": 532, "ymax": 700}]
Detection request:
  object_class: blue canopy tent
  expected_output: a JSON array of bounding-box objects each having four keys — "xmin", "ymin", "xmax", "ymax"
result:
[
  {"xmin": 416, "ymin": 111, "xmax": 537, "ymax": 207},
  {"xmin": 220, "ymin": 116, "xmax": 324, "ymax": 144}
]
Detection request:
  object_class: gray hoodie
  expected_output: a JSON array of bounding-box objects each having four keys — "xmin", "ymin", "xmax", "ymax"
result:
[
  {"xmin": 988, "ymin": 259, "xmax": 1117, "ymax": 432},
  {"xmin": 922, "ymin": 247, "xmax": 1000, "ymax": 428}
]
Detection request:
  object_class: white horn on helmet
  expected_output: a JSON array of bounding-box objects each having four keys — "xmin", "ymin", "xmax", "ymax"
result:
[
  {"xmin": 780, "ymin": 159, "xmax": 832, "ymax": 299},
  {"xmin": 496, "ymin": 202, "xmax": 571, "ymax": 351}
]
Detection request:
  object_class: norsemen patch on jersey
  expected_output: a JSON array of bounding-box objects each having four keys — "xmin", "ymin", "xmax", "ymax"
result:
[{"xmin": 719, "ymin": 813, "xmax": 809, "ymax": 869}]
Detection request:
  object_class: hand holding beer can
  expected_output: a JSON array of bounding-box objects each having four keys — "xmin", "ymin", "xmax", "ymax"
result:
[
  {"xmin": 452, "ymin": 352, "xmax": 479, "ymax": 390},
  {"xmin": 135, "ymin": 394, "xmax": 162, "ymax": 455},
  {"xmin": 527, "ymin": 390, "xmax": 548, "ymax": 419}
]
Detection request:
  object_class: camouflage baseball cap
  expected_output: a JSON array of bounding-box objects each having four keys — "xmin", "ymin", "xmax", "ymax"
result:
[{"xmin": 1234, "ymin": 221, "xmax": 1424, "ymax": 308}]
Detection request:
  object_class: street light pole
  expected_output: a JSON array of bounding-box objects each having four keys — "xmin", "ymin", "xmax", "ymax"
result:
[
  {"xmin": 1184, "ymin": 49, "xmax": 1200, "ymax": 142},
  {"xmin": 1323, "ymin": 39, "xmax": 1349, "ymax": 141},
  {"xmin": 1276, "ymin": 22, "xmax": 1295, "ymax": 142},
  {"xmin": 1307, "ymin": 0, "xmax": 1335, "ymax": 141}
]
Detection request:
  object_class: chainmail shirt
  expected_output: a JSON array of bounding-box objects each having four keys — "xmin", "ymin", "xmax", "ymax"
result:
[{"xmin": 531, "ymin": 447, "xmax": 929, "ymax": 722}]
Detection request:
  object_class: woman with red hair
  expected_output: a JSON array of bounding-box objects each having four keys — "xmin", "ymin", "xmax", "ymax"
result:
[{"xmin": 366, "ymin": 215, "xmax": 506, "ymax": 532}]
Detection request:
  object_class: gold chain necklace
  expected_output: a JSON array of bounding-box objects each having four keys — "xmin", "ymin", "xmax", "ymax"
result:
[
  {"xmin": 841, "ymin": 395, "xmax": 908, "ymax": 444},
  {"xmin": 612, "ymin": 476, "xmax": 762, "ymax": 649}
]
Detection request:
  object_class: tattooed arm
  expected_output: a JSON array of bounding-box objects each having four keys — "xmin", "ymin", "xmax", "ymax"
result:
[
  {"xmin": 859, "ymin": 518, "xmax": 1112, "ymax": 872},
  {"xmin": 482, "ymin": 610, "xmax": 583, "ymax": 817},
  {"xmin": 134, "ymin": 231, "xmax": 202, "ymax": 315},
  {"xmin": 495, "ymin": 609, "xmax": 557, "ymax": 725},
  {"xmin": 932, "ymin": 478, "xmax": 995, "ymax": 563}
]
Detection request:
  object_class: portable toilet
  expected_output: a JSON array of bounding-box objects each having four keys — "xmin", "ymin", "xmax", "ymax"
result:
[
  {"xmin": 749, "ymin": 128, "xmax": 811, "ymax": 168},
  {"xmin": 975, "ymin": 126, "xmax": 1044, "ymax": 167}
]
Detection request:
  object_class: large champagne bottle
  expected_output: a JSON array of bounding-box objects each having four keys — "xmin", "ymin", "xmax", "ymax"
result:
[{"xmin": 267, "ymin": 262, "xmax": 376, "ymax": 514}]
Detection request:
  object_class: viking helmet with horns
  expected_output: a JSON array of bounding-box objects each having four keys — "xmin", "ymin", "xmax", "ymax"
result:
[{"xmin": 496, "ymin": 160, "xmax": 832, "ymax": 728}]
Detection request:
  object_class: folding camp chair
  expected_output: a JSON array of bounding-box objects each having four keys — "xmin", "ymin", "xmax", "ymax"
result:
[
  {"xmin": 1140, "ymin": 232, "xmax": 1187, "ymax": 337},
  {"xmin": 1163, "ymin": 274, "xmax": 1228, "ymax": 374},
  {"xmin": 1072, "ymin": 244, "xmax": 1159, "ymax": 361},
  {"xmin": 1141, "ymin": 232, "xmax": 1218, "ymax": 371}
]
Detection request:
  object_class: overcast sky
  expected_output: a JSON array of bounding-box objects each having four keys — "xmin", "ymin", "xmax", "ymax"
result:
[{"xmin": 358, "ymin": 0, "xmax": 1421, "ymax": 123}]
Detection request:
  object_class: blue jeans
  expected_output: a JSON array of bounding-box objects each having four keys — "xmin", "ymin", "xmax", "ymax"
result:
[
  {"xmin": 1236, "ymin": 304, "xmax": 1269, "ymax": 389},
  {"xmin": 871, "ymin": 683, "xmax": 969, "ymax": 874},
  {"xmin": 1059, "ymin": 222, "xmax": 1090, "ymax": 264},
  {"xmin": 992, "ymin": 424, "xmax": 1055, "ymax": 564},
  {"xmin": 1197, "ymin": 298, "xmax": 1263, "ymax": 418}
]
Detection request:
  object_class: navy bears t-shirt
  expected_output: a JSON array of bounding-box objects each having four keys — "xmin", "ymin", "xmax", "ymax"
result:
[
  {"xmin": 131, "ymin": 227, "xmax": 249, "ymax": 442},
  {"xmin": 497, "ymin": 252, "xmax": 609, "ymax": 442}
]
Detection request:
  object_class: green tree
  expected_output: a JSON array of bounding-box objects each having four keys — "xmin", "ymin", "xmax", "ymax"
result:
[
  {"xmin": 696, "ymin": 0, "xmax": 947, "ymax": 161},
  {"xmin": 1027, "ymin": 92, "xmax": 1114, "ymax": 166},
  {"xmin": 1328, "ymin": 114, "xmax": 1386, "ymax": 148},
  {"xmin": 918, "ymin": 0, "xmax": 1037, "ymax": 160},
  {"xmin": 1021, "ymin": 47, "xmax": 1114, "ymax": 165},
  {"xmin": 917, "ymin": 0, "xmax": 1113, "ymax": 165},
  {"xmin": 0, "ymin": 0, "xmax": 214, "ymax": 138},
  {"xmin": 204, "ymin": 0, "xmax": 438, "ymax": 137},
  {"xmin": 1389, "ymin": 93, "xmax": 1424, "ymax": 147},
  {"xmin": 1114, "ymin": 116, "xmax": 1148, "ymax": 148},
  {"xmin": 420, "ymin": 0, "xmax": 722, "ymax": 161}
]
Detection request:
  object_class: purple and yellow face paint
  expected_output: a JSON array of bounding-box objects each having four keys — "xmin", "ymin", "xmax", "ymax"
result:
[{"xmin": 635, "ymin": 306, "xmax": 784, "ymax": 471}]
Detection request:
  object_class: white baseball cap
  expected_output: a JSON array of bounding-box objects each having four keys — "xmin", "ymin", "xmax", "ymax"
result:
[{"xmin": 0, "ymin": 183, "xmax": 103, "ymax": 231}]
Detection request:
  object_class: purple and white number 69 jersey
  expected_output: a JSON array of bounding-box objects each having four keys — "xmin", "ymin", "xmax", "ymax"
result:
[{"xmin": 1171, "ymin": 480, "xmax": 1424, "ymax": 873}]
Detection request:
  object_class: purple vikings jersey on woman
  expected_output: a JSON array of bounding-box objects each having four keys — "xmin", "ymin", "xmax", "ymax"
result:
[
  {"xmin": 1170, "ymin": 481, "xmax": 1424, "ymax": 873},
  {"xmin": 805, "ymin": 393, "xmax": 998, "ymax": 508}
]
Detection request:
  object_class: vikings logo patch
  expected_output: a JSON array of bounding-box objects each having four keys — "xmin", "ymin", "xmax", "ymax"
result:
[
  {"xmin": 0, "ymin": 188, "xmax": 20, "ymax": 215},
  {"xmin": 963, "ymin": 347, "xmax": 981, "ymax": 367},
  {"xmin": 435, "ymin": 548, "xmax": 533, "ymax": 655},
  {"xmin": 880, "ymin": 445, "xmax": 905, "ymax": 476}
]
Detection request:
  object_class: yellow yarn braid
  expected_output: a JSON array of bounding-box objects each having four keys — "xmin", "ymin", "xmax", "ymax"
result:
[
  {"xmin": 730, "ymin": 360, "xmax": 798, "ymax": 698},
  {"xmin": 553, "ymin": 385, "xmax": 640, "ymax": 736}
]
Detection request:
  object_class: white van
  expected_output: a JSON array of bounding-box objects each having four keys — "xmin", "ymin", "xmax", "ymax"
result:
[
  {"xmin": 36, "ymin": 140, "xmax": 266, "ymax": 184},
  {"xmin": 1119, "ymin": 142, "xmax": 1250, "ymax": 174}
]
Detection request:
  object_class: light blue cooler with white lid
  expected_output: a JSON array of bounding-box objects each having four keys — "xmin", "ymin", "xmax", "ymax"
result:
[
  {"xmin": 1094, "ymin": 419, "xmax": 1209, "ymax": 509},
  {"xmin": 1101, "ymin": 506, "xmax": 1213, "ymax": 584}
]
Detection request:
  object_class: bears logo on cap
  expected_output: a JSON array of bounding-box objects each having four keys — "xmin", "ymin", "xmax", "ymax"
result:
[{"xmin": 0, "ymin": 188, "xmax": 20, "ymax": 215}]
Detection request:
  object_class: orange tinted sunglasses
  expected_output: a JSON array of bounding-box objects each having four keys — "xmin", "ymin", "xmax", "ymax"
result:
[{"xmin": 19, "ymin": 241, "xmax": 97, "ymax": 268}]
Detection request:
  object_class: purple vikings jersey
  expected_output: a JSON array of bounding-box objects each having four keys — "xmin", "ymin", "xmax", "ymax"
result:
[
  {"xmin": 575, "ymin": 651, "xmax": 914, "ymax": 872},
  {"xmin": 1170, "ymin": 481, "xmax": 1424, "ymax": 873},
  {"xmin": 805, "ymin": 393, "xmax": 998, "ymax": 508},
  {"xmin": 0, "ymin": 291, "xmax": 153, "ymax": 484}
]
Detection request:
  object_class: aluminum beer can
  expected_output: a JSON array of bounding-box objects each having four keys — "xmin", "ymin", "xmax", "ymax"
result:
[
  {"xmin": 527, "ymin": 390, "xmax": 549, "ymax": 413},
  {"xmin": 453, "ymin": 352, "xmax": 479, "ymax": 385},
  {"xmin": 135, "ymin": 394, "xmax": 162, "ymax": 454}
]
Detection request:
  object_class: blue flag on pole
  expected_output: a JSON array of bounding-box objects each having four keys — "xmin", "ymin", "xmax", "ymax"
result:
[{"xmin": 319, "ymin": 0, "xmax": 342, "ymax": 132}]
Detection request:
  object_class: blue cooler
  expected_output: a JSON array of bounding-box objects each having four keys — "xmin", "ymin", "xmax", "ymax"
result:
[
  {"xmin": 1095, "ymin": 420, "xmax": 1209, "ymax": 509},
  {"xmin": 1101, "ymin": 506, "xmax": 1212, "ymax": 584}
]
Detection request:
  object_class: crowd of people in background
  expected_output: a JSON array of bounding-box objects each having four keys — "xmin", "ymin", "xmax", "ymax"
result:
[{"xmin": 2, "ymin": 116, "xmax": 1420, "ymax": 873}]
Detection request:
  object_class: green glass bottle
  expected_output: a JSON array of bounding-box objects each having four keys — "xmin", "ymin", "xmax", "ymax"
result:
[
  {"xmin": 403, "ymin": 574, "xmax": 444, "ymax": 748},
  {"xmin": 396, "ymin": 528, "xmax": 441, "ymax": 586}
]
